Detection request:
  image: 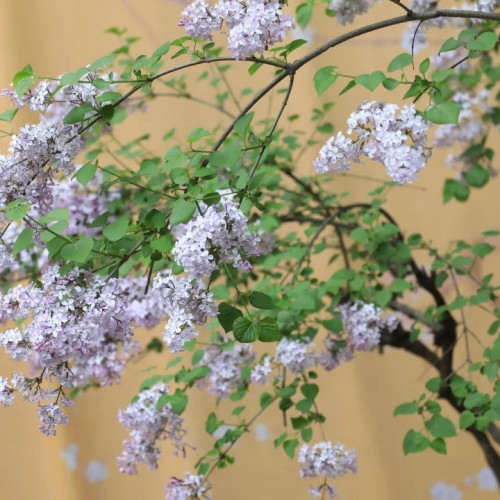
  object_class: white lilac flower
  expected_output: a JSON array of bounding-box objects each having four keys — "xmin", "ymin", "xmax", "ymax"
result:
[
  {"xmin": 152, "ymin": 272, "xmax": 218, "ymax": 352},
  {"xmin": 0, "ymin": 266, "xmax": 135, "ymax": 394},
  {"xmin": 37, "ymin": 403, "xmax": 69, "ymax": 436},
  {"xmin": 49, "ymin": 172, "xmax": 121, "ymax": 235},
  {"xmin": 172, "ymin": 195, "xmax": 260, "ymax": 279},
  {"xmin": 179, "ymin": 0, "xmax": 294, "ymax": 59},
  {"xmin": 118, "ymin": 383, "xmax": 187, "ymax": 474},
  {"xmin": 198, "ymin": 343, "xmax": 255, "ymax": 399},
  {"xmin": 329, "ymin": 0, "xmax": 376, "ymax": 25},
  {"xmin": 315, "ymin": 101, "xmax": 431, "ymax": 184},
  {"xmin": 0, "ymin": 122, "xmax": 82, "ymax": 217},
  {"xmin": 179, "ymin": 0, "xmax": 222, "ymax": 40},
  {"xmin": 313, "ymin": 132, "xmax": 359, "ymax": 174},
  {"xmin": 299, "ymin": 441, "xmax": 357, "ymax": 499},
  {"xmin": 340, "ymin": 300, "xmax": 398, "ymax": 351},
  {"xmin": 165, "ymin": 472, "xmax": 212, "ymax": 500},
  {"xmin": 227, "ymin": 0, "xmax": 295, "ymax": 60},
  {"xmin": 0, "ymin": 376, "xmax": 14, "ymax": 407},
  {"xmin": 275, "ymin": 337, "xmax": 315, "ymax": 374},
  {"xmin": 250, "ymin": 355, "xmax": 272, "ymax": 384}
]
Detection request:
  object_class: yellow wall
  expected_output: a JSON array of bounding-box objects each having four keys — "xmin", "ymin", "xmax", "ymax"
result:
[{"xmin": 0, "ymin": 1, "xmax": 499, "ymax": 499}]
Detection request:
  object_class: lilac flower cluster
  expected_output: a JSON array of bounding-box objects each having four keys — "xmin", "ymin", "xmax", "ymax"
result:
[
  {"xmin": 0, "ymin": 266, "xmax": 140, "ymax": 432},
  {"xmin": 339, "ymin": 300, "xmax": 398, "ymax": 351},
  {"xmin": 165, "ymin": 472, "xmax": 212, "ymax": 500},
  {"xmin": 118, "ymin": 383, "xmax": 187, "ymax": 474},
  {"xmin": 0, "ymin": 122, "xmax": 82, "ymax": 217},
  {"xmin": 0, "ymin": 72, "xmax": 116, "ymax": 217},
  {"xmin": 50, "ymin": 172, "xmax": 121, "ymax": 236},
  {"xmin": 179, "ymin": 0, "xmax": 294, "ymax": 59},
  {"xmin": 152, "ymin": 272, "xmax": 218, "ymax": 352},
  {"xmin": 329, "ymin": 0, "xmax": 377, "ymax": 25},
  {"xmin": 298, "ymin": 441, "xmax": 357, "ymax": 499},
  {"xmin": 314, "ymin": 101, "xmax": 431, "ymax": 184},
  {"xmin": 274, "ymin": 302, "xmax": 398, "ymax": 373},
  {"xmin": 197, "ymin": 342, "xmax": 256, "ymax": 399},
  {"xmin": 172, "ymin": 195, "xmax": 260, "ymax": 279}
]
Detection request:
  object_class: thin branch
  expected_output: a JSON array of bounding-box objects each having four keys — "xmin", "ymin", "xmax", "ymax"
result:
[{"xmin": 241, "ymin": 74, "xmax": 295, "ymax": 196}]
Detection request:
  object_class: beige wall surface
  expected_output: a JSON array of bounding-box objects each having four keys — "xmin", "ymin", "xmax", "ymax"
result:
[{"xmin": 0, "ymin": 1, "xmax": 499, "ymax": 499}]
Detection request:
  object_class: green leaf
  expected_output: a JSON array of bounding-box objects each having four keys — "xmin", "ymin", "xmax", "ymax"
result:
[
  {"xmin": 187, "ymin": 128, "xmax": 211, "ymax": 143},
  {"xmin": 425, "ymin": 102, "xmax": 460, "ymax": 125},
  {"xmin": 144, "ymin": 209, "xmax": 166, "ymax": 229},
  {"xmin": 300, "ymin": 383, "xmax": 319, "ymax": 401},
  {"xmin": 459, "ymin": 410, "xmax": 476, "ymax": 429},
  {"xmin": 260, "ymin": 392, "xmax": 274, "ymax": 409},
  {"xmin": 0, "ymin": 108, "xmax": 18, "ymax": 123},
  {"xmin": 387, "ymin": 52, "xmax": 413, "ymax": 72},
  {"xmin": 313, "ymin": 66, "xmax": 338, "ymax": 96},
  {"xmin": 283, "ymin": 439, "xmax": 299, "ymax": 459},
  {"xmin": 394, "ymin": 401, "xmax": 419, "ymax": 416},
  {"xmin": 234, "ymin": 112, "xmax": 254, "ymax": 135},
  {"xmin": 296, "ymin": 3, "xmax": 313, "ymax": 29},
  {"xmin": 140, "ymin": 375, "xmax": 162, "ymax": 391},
  {"xmin": 439, "ymin": 37, "xmax": 461, "ymax": 53},
  {"xmin": 419, "ymin": 58, "xmax": 430, "ymax": 74},
  {"xmin": 249, "ymin": 291, "xmax": 275, "ymax": 310},
  {"xmin": 301, "ymin": 427, "xmax": 313, "ymax": 443},
  {"xmin": 426, "ymin": 377, "xmax": 441, "ymax": 392},
  {"xmin": 12, "ymin": 228, "xmax": 34, "ymax": 255},
  {"xmin": 430, "ymin": 438, "xmax": 447, "ymax": 455},
  {"xmin": 205, "ymin": 412, "xmax": 220, "ymax": 435},
  {"xmin": 98, "ymin": 104, "xmax": 114, "ymax": 122},
  {"xmin": 291, "ymin": 416, "xmax": 308, "ymax": 429},
  {"xmin": 170, "ymin": 199, "xmax": 196, "ymax": 227},
  {"xmin": 157, "ymin": 389, "xmax": 188, "ymax": 415},
  {"xmin": 5, "ymin": 202, "xmax": 30, "ymax": 222},
  {"xmin": 257, "ymin": 317, "xmax": 282, "ymax": 342},
  {"xmin": 338, "ymin": 80, "xmax": 356, "ymax": 96},
  {"xmin": 63, "ymin": 106, "xmax": 88, "ymax": 125},
  {"xmin": 217, "ymin": 302, "xmax": 243, "ymax": 333},
  {"xmin": 60, "ymin": 236, "xmax": 94, "ymax": 263},
  {"xmin": 443, "ymin": 179, "xmax": 470, "ymax": 203},
  {"xmin": 152, "ymin": 42, "xmax": 171, "ymax": 58},
  {"xmin": 463, "ymin": 163, "xmax": 490, "ymax": 188},
  {"xmin": 466, "ymin": 31, "xmax": 498, "ymax": 51},
  {"xmin": 390, "ymin": 278, "xmax": 412, "ymax": 293},
  {"xmin": 383, "ymin": 78, "xmax": 400, "ymax": 90},
  {"xmin": 403, "ymin": 429, "xmax": 430, "ymax": 455},
  {"xmin": 355, "ymin": 71, "xmax": 385, "ymax": 91},
  {"xmin": 103, "ymin": 217, "xmax": 129, "ymax": 241},
  {"xmin": 151, "ymin": 234, "xmax": 174, "ymax": 253},
  {"xmin": 75, "ymin": 162, "xmax": 97, "ymax": 186},
  {"xmin": 471, "ymin": 243, "xmax": 495, "ymax": 258},
  {"xmin": 426, "ymin": 415, "xmax": 457, "ymax": 438},
  {"xmin": 233, "ymin": 317, "xmax": 259, "ymax": 343},
  {"xmin": 374, "ymin": 290, "xmax": 392, "ymax": 307}
]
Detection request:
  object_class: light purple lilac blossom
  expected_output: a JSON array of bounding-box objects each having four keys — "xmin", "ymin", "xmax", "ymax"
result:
[
  {"xmin": 152, "ymin": 272, "xmax": 218, "ymax": 352},
  {"xmin": 299, "ymin": 441, "xmax": 357, "ymax": 499},
  {"xmin": 172, "ymin": 195, "xmax": 260, "ymax": 279},
  {"xmin": 314, "ymin": 101, "xmax": 431, "ymax": 184},
  {"xmin": 165, "ymin": 472, "xmax": 212, "ymax": 500},
  {"xmin": 118, "ymin": 383, "xmax": 187, "ymax": 474},
  {"xmin": 179, "ymin": 0, "xmax": 294, "ymax": 59}
]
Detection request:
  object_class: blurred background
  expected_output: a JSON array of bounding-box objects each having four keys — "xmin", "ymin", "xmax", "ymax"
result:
[{"xmin": 0, "ymin": 0, "xmax": 499, "ymax": 498}]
